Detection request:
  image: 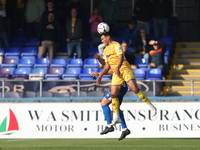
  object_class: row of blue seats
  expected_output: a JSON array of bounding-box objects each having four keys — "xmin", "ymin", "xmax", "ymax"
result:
[
  {"xmin": 1, "ymin": 58, "xmax": 100, "ymax": 68},
  {"xmin": 0, "ymin": 67, "xmax": 162, "ymax": 80},
  {"xmin": 1, "ymin": 45, "xmax": 171, "ymax": 66},
  {"xmin": 1, "ymin": 57, "xmax": 153, "ymax": 70}
]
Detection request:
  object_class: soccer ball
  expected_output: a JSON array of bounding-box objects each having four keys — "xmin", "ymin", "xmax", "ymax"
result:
[{"xmin": 97, "ymin": 22, "xmax": 110, "ymax": 34}]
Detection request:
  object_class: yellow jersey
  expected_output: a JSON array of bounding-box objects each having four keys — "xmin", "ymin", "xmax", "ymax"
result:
[{"xmin": 104, "ymin": 41, "xmax": 132, "ymax": 72}]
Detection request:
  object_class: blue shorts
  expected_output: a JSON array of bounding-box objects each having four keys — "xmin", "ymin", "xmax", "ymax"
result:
[{"xmin": 104, "ymin": 82, "xmax": 128, "ymax": 105}]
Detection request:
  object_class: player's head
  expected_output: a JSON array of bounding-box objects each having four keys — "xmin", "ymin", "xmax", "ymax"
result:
[{"xmin": 101, "ymin": 32, "xmax": 112, "ymax": 46}]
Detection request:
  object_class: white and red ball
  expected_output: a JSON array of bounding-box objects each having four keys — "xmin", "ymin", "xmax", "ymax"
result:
[{"xmin": 97, "ymin": 22, "xmax": 110, "ymax": 34}]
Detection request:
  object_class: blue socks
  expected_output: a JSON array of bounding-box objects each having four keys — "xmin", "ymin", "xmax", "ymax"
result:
[
  {"xmin": 102, "ymin": 105, "xmax": 112, "ymax": 125},
  {"xmin": 102, "ymin": 105, "xmax": 127, "ymax": 129},
  {"xmin": 119, "ymin": 109, "xmax": 127, "ymax": 129}
]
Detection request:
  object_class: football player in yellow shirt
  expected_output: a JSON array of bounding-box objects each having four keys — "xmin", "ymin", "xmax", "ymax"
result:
[{"xmin": 97, "ymin": 32, "xmax": 157, "ymax": 125}]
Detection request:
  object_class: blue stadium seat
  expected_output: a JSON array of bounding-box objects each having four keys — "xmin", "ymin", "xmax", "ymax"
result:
[
  {"xmin": 83, "ymin": 58, "xmax": 99, "ymax": 68},
  {"xmin": 29, "ymin": 68, "xmax": 47, "ymax": 80},
  {"xmin": 50, "ymin": 59, "xmax": 66, "ymax": 68},
  {"xmin": 79, "ymin": 68, "xmax": 98, "ymax": 80},
  {"xmin": 146, "ymin": 68, "xmax": 162, "ymax": 80},
  {"xmin": 1, "ymin": 58, "xmax": 18, "ymax": 68},
  {"xmin": 21, "ymin": 47, "xmax": 37, "ymax": 58},
  {"xmin": 133, "ymin": 68, "xmax": 146, "ymax": 80},
  {"xmin": 134, "ymin": 58, "xmax": 148, "ymax": 68},
  {"xmin": 34, "ymin": 58, "xmax": 49, "ymax": 68},
  {"xmin": 164, "ymin": 55, "xmax": 168, "ymax": 65},
  {"xmin": 67, "ymin": 58, "xmax": 83, "ymax": 68},
  {"xmin": 12, "ymin": 68, "xmax": 30, "ymax": 79},
  {"xmin": 88, "ymin": 47, "xmax": 99, "ymax": 57},
  {"xmin": 62, "ymin": 68, "xmax": 81, "ymax": 80},
  {"xmin": 30, "ymin": 68, "xmax": 47, "ymax": 74},
  {"xmin": 25, "ymin": 38, "xmax": 38, "ymax": 46},
  {"xmin": 45, "ymin": 68, "xmax": 65, "ymax": 80},
  {"xmin": 0, "ymin": 68, "xmax": 15, "ymax": 79},
  {"xmin": 18, "ymin": 58, "xmax": 34, "ymax": 68},
  {"xmin": 5, "ymin": 47, "xmax": 21, "ymax": 58}
]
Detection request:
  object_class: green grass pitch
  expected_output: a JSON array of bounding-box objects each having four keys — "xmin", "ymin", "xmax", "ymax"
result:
[{"xmin": 0, "ymin": 138, "xmax": 199, "ymax": 150}]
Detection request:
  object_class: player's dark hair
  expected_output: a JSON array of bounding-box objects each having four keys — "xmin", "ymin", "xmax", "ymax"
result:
[{"xmin": 102, "ymin": 31, "xmax": 112, "ymax": 38}]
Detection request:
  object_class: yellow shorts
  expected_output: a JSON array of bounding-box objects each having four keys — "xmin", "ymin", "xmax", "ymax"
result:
[{"xmin": 111, "ymin": 69, "xmax": 135, "ymax": 85}]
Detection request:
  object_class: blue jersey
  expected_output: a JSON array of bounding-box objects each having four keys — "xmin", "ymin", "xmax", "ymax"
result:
[{"xmin": 104, "ymin": 82, "xmax": 128, "ymax": 105}]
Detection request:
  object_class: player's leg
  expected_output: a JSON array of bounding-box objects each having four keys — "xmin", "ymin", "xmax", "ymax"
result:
[
  {"xmin": 127, "ymin": 79, "xmax": 157, "ymax": 117},
  {"xmin": 110, "ymin": 85, "xmax": 121, "ymax": 125},
  {"xmin": 118, "ymin": 84, "xmax": 131, "ymax": 140},
  {"xmin": 100, "ymin": 94, "xmax": 115, "ymax": 135},
  {"xmin": 101, "ymin": 97, "xmax": 112, "ymax": 126}
]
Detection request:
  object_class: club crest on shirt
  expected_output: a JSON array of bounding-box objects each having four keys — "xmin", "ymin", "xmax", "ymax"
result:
[{"xmin": 106, "ymin": 55, "xmax": 109, "ymax": 58}]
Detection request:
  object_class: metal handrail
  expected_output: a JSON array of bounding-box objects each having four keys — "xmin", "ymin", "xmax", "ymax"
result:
[{"xmin": 0, "ymin": 79, "xmax": 197, "ymax": 97}]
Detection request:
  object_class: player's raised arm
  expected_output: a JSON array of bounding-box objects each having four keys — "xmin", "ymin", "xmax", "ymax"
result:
[
  {"xmin": 94, "ymin": 54, "xmax": 105, "ymax": 66},
  {"xmin": 96, "ymin": 62, "xmax": 110, "ymax": 85}
]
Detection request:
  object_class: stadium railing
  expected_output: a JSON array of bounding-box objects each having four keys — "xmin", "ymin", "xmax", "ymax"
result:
[{"xmin": 0, "ymin": 79, "xmax": 197, "ymax": 99}]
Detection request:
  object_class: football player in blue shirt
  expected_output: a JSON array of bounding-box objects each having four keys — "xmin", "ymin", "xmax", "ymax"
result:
[{"xmin": 91, "ymin": 54, "xmax": 130, "ymax": 140}]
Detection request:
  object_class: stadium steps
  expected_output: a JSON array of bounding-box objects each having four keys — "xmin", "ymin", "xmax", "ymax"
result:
[
  {"xmin": 164, "ymin": 86, "xmax": 200, "ymax": 91},
  {"xmin": 174, "ymin": 48, "xmax": 200, "ymax": 54},
  {"xmin": 165, "ymin": 81, "xmax": 200, "ymax": 86},
  {"xmin": 174, "ymin": 54, "xmax": 200, "ymax": 59},
  {"xmin": 172, "ymin": 59, "xmax": 200, "ymax": 65},
  {"xmin": 171, "ymin": 64, "xmax": 200, "ymax": 70},
  {"xmin": 169, "ymin": 69, "xmax": 200, "ymax": 75},
  {"xmin": 163, "ymin": 91, "xmax": 200, "ymax": 96},
  {"xmin": 167, "ymin": 74, "xmax": 200, "ymax": 80},
  {"xmin": 164, "ymin": 42, "xmax": 200, "ymax": 96},
  {"xmin": 163, "ymin": 86, "xmax": 200, "ymax": 96},
  {"xmin": 176, "ymin": 42, "xmax": 200, "ymax": 48}
]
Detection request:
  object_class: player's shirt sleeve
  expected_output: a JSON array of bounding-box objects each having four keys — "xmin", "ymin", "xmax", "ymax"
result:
[{"xmin": 114, "ymin": 43, "xmax": 123, "ymax": 56}]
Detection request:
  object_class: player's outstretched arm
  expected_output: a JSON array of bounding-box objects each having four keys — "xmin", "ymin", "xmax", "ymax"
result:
[
  {"xmin": 91, "ymin": 68, "xmax": 113, "ymax": 77},
  {"xmin": 97, "ymin": 62, "xmax": 110, "ymax": 85},
  {"xmin": 94, "ymin": 54, "xmax": 105, "ymax": 66}
]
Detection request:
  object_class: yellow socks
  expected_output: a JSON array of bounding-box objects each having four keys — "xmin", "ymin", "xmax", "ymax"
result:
[
  {"xmin": 136, "ymin": 90, "xmax": 151, "ymax": 105},
  {"xmin": 112, "ymin": 97, "xmax": 120, "ymax": 114}
]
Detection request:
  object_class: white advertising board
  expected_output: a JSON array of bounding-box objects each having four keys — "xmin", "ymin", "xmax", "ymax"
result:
[{"xmin": 0, "ymin": 102, "xmax": 200, "ymax": 138}]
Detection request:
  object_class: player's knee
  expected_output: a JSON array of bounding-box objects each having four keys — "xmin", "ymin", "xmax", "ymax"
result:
[
  {"xmin": 100, "ymin": 101, "xmax": 104, "ymax": 106},
  {"xmin": 132, "ymin": 88, "xmax": 140, "ymax": 94},
  {"xmin": 111, "ymin": 93, "xmax": 118, "ymax": 98}
]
